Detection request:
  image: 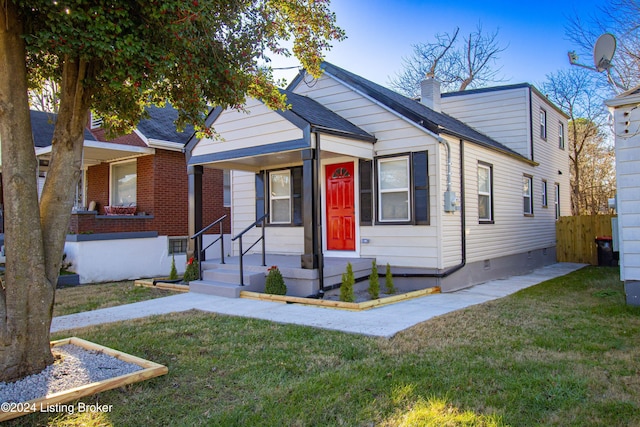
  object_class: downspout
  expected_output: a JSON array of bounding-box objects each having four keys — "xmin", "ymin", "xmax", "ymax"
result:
[
  {"xmin": 315, "ymin": 132, "xmax": 325, "ymax": 294},
  {"xmin": 394, "ymin": 131, "xmax": 466, "ymax": 279}
]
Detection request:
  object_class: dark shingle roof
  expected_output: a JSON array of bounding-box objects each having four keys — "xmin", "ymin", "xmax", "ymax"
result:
[
  {"xmin": 282, "ymin": 89, "xmax": 375, "ymax": 142},
  {"xmin": 137, "ymin": 104, "xmax": 195, "ymax": 145},
  {"xmin": 30, "ymin": 110, "xmax": 97, "ymax": 148},
  {"xmin": 314, "ymin": 62, "xmax": 526, "ymax": 159}
]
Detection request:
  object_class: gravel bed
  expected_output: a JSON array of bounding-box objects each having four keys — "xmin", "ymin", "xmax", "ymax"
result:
[{"xmin": 0, "ymin": 344, "xmax": 142, "ymax": 404}]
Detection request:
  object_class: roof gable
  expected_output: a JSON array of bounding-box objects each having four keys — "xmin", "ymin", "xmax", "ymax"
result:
[
  {"xmin": 296, "ymin": 62, "xmax": 528, "ymax": 160},
  {"xmin": 281, "ymin": 90, "xmax": 375, "ymax": 142}
]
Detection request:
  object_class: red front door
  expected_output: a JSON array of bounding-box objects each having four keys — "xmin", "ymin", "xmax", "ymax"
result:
[{"xmin": 326, "ymin": 162, "xmax": 356, "ymax": 251}]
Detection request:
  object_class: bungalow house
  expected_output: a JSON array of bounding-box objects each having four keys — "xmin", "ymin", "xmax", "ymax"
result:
[
  {"xmin": 605, "ymin": 88, "xmax": 640, "ymax": 306},
  {"xmin": 185, "ymin": 62, "xmax": 570, "ymax": 297},
  {"xmin": 32, "ymin": 106, "xmax": 231, "ymax": 283}
]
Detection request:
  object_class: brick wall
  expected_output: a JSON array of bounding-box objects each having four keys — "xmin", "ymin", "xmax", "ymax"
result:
[
  {"xmin": 203, "ymin": 168, "xmax": 231, "ymax": 234},
  {"xmin": 86, "ymin": 162, "xmax": 109, "ymax": 214},
  {"xmin": 81, "ymin": 150, "xmax": 230, "ymax": 236}
]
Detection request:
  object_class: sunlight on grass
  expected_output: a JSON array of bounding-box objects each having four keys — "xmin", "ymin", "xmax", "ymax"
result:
[
  {"xmin": 382, "ymin": 396, "xmax": 504, "ymax": 427},
  {"xmin": 6, "ymin": 266, "xmax": 639, "ymax": 426},
  {"xmin": 49, "ymin": 410, "xmax": 113, "ymax": 427}
]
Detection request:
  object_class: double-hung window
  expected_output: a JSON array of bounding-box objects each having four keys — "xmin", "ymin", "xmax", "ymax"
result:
[
  {"xmin": 478, "ymin": 163, "xmax": 493, "ymax": 222},
  {"xmin": 558, "ymin": 122, "xmax": 565, "ymax": 149},
  {"xmin": 540, "ymin": 109, "xmax": 547, "ymax": 139},
  {"xmin": 378, "ymin": 157, "xmax": 410, "ymax": 222},
  {"xmin": 523, "ymin": 175, "xmax": 533, "ymax": 215},
  {"xmin": 269, "ymin": 170, "xmax": 291, "ymax": 224},
  {"xmin": 542, "ymin": 180, "xmax": 548, "ymax": 207},
  {"xmin": 111, "ymin": 160, "xmax": 137, "ymax": 206}
]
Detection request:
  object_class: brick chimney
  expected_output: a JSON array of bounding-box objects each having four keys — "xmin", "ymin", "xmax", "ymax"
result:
[{"xmin": 420, "ymin": 75, "xmax": 441, "ymax": 112}]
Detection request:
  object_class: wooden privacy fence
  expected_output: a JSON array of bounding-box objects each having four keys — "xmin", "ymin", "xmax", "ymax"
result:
[{"xmin": 556, "ymin": 215, "xmax": 616, "ymax": 265}]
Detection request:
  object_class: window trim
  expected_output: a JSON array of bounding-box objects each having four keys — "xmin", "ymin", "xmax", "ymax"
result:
[
  {"xmin": 558, "ymin": 122, "xmax": 565, "ymax": 149},
  {"xmin": 523, "ymin": 174, "xmax": 534, "ymax": 216},
  {"xmin": 376, "ymin": 155, "xmax": 411, "ymax": 224},
  {"xmin": 268, "ymin": 169, "xmax": 292, "ymax": 224},
  {"xmin": 109, "ymin": 159, "xmax": 137, "ymax": 207},
  {"xmin": 168, "ymin": 236, "xmax": 188, "ymax": 255},
  {"xmin": 541, "ymin": 179, "xmax": 548, "ymax": 208},
  {"xmin": 478, "ymin": 162, "xmax": 494, "ymax": 224},
  {"xmin": 540, "ymin": 109, "xmax": 547, "ymax": 140}
]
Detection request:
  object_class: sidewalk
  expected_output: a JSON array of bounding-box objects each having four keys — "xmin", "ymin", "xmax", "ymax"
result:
[{"xmin": 51, "ymin": 263, "xmax": 586, "ymax": 338}]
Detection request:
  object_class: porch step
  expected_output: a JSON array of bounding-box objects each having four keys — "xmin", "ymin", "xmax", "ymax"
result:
[
  {"xmin": 190, "ymin": 265, "xmax": 266, "ymax": 298},
  {"xmin": 202, "ymin": 268, "xmax": 266, "ymax": 287},
  {"xmin": 189, "ymin": 279, "xmax": 263, "ymax": 298}
]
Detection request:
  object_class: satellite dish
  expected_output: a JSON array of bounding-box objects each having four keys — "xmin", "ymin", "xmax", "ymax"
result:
[{"xmin": 593, "ymin": 33, "xmax": 616, "ymax": 72}]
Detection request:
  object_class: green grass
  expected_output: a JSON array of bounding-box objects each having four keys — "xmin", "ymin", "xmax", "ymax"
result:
[
  {"xmin": 53, "ymin": 281, "xmax": 177, "ymax": 317},
  {"xmin": 6, "ymin": 266, "xmax": 640, "ymax": 426}
]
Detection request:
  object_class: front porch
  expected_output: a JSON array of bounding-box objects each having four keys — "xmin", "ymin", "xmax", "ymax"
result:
[{"xmin": 190, "ymin": 254, "xmax": 374, "ymax": 298}]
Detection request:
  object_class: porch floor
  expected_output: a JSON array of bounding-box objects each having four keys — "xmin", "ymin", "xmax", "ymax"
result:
[
  {"xmin": 194, "ymin": 254, "xmax": 374, "ymax": 298},
  {"xmin": 204, "ymin": 253, "xmax": 370, "ymax": 272}
]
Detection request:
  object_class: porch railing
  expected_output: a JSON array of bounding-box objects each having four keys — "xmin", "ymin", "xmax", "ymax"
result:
[
  {"xmin": 190, "ymin": 214, "xmax": 227, "ymax": 280},
  {"xmin": 231, "ymin": 212, "xmax": 268, "ymax": 285}
]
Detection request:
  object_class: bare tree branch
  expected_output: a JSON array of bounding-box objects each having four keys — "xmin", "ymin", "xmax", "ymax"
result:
[{"xmin": 389, "ymin": 23, "xmax": 507, "ymax": 96}]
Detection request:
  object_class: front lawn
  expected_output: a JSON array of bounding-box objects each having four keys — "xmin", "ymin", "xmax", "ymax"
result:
[
  {"xmin": 7, "ymin": 266, "xmax": 639, "ymax": 426},
  {"xmin": 54, "ymin": 281, "xmax": 178, "ymax": 317}
]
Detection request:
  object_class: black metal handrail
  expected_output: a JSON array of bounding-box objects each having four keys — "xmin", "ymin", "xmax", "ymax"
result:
[
  {"xmin": 231, "ymin": 212, "xmax": 268, "ymax": 285},
  {"xmin": 190, "ymin": 214, "xmax": 227, "ymax": 280}
]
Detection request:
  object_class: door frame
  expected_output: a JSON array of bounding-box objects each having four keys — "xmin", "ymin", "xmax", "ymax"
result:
[{"xmin": 321, "ymin": 157, "xmax": 360, "ymax": 257}]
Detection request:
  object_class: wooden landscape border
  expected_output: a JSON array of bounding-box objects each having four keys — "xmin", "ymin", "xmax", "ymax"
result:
[
  {"xmin": 134, "ymin": 278, "xmax": 189, "ymax": 292},
  {"xmin": 0, "ymin": 337, "xmax": 168, "ymax": 422},
  {"xmin": 240, "ymin": 287, "xmax": 440, "ymax": 311}
]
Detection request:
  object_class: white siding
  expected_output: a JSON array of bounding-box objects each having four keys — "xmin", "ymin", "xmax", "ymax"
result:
[
  {"xmin": 612, "ymin": 100, "xmax": 640, "ymax": 281},
  {"xmin": 441, "ymin": 87, "xmax": 532, "ymax": 158},
  {"xmin": 192, "ymin": 98, "xmax": 302, "ymax": 158},
  {"xmin": 293, "ymin": 74, "xmax": 442, "ymax": 269},
  {"xmin": 231, "ymin": 170, "xmax": 304, "ymax": 256}
]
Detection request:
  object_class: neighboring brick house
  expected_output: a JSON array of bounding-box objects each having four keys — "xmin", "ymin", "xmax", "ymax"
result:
[{"xmin": 33, "ymin": 106, "xmax": 230, "ymax": 283}]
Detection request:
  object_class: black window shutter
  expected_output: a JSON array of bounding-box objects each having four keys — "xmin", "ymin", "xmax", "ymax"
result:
[
  {"xmin": 255, "ymin": 171, "xmax": 265, "ymax": 222},
  {"xmin": 412, "ymin": 151, "xmax": 429, "ymax": 225},
  {"xmin": 359, "ymin": 159, "xmax": 373, "ymax": 225},
  {"xmin": 292, "ymin": 166, "xmax": 303, "ymax": 226}
]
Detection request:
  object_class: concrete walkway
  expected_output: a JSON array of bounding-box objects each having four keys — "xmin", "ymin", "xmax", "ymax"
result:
[{"xmin": 51, "ymin": 263, "xmax": 586, "ymax": 338}]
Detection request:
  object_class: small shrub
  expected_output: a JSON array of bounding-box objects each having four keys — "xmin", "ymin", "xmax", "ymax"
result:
[
  {"xmin": 265, "ymin": 266, "xmax": 287, "ymax": 295},
  {"xmin": 368, "ymin": 259, "xmax": 379, "ymax": 299},
  {"xmin": 340, "ymin": 262, "xmax": 355, "ymax": 302},
  {"xmin": 183, "ymin": 257, "xmax": 199, "ymax": 283},
  {"xmin": 169, "ymin": 255, "xmax": 178, "ymax": 280},
  {"xmin": 385, "ymin": 263, "xmax": 396, "ymax": 294}
]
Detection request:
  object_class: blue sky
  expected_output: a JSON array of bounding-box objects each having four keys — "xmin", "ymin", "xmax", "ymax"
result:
[{"xmin": 273, "ymin": 0, "xmax": 605, "ymax": 90}]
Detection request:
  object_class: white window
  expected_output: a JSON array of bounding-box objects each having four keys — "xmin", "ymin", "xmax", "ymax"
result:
[
  {"xmin": 540, "ymin": 109, "xmax": 547, "ymax": 139},
  {"xmin": 111, "ymin": 160, "xmax": 137, "ymax": 206},
  {"xmin": 542, "ymin": 180, "xmax": 548, "ymax": 207},
  {"xmin": 523, "ymin": 175, "xmax": 533, "ymax": 215},
  {"xmin": 378, "ymin": 157, "xmax": 410, "ymax": 222},
  {"xmin": 478, "ymin": 163, "xmax": 492, "ymax": 222},
  {"xmin": 223, "ymin": 169, "xmax": 231, "ymax": 207},
  {"xmin": 269, "ymin": 170, "xmax": 291, "ymax": 224},
  {"xmin": 558, "ymin": 122, "xmax": 565, "ymax": 149},
  {"xmin": 555, "ymin": 183, "xmax": 560, "ymax": 220}
]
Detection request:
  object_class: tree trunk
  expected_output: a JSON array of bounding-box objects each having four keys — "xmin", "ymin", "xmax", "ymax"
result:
[
  {"xmin": 40, "ymin": 56, "xmax": 92, "ymax": 285},
  {"xmin": 0, "ymin": 0, "xmax": 54, "ymax": 382}
]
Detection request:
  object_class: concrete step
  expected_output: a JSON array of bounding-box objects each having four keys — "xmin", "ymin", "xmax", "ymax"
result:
[
  {"xmin": 202, "ymin": 268, "xmax": 266, "ymax": 287},
  {"xmin": 189, "ymin": 279, "xmax": 263, "ymax": 298}
]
